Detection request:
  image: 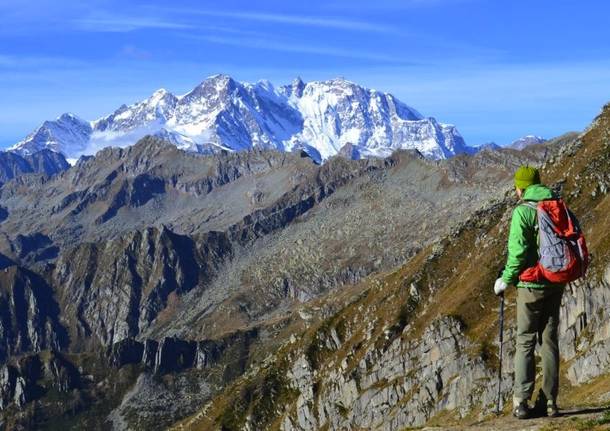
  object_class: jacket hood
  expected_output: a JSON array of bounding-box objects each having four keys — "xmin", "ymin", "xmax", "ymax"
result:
[{"xmin": 522, "ymin": 183, "xmax": 554, "ymax": 202}]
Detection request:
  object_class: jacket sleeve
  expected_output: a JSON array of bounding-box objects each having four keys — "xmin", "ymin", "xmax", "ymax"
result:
[{"xmin": 501, "ymin": 206, "xmax": 529, "ymax": 284}]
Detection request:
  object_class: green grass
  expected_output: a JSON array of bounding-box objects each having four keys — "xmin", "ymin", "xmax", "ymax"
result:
[
  {"xmin": 538, "ymin": 408, "xmax": 610, "ymax": 431},
  {"xmin": 576, "ymin": 408, "xmax": 610, "ymax": 430}
]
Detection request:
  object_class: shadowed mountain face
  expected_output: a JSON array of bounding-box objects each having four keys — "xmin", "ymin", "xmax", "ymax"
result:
[
  {"xmin": 0, "ymin": 132, "xmax": 571, "ymax": 429},
  {"xmin": 0, "ymin": 149, "xmax": 69, "ymax": 186},
  {"xmin": 0, "ymin": 266, "xmax": 68, "ymax": 362}
]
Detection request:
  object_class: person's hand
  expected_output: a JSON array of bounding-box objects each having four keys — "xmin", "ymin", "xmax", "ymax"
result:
[{"xmin": 494, "ymin": 278, "xmax": 508, "ymax": 296}]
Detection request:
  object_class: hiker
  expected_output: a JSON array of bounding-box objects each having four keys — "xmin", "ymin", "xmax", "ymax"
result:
[{"xmin": 493, "ymin": 166, "xmax": 570, "ymax": 419}]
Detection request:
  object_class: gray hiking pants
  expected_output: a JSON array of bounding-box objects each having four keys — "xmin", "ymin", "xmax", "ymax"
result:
[{"xmin": 513, "ymin": 286, "xmax": 564, "ymax": 404}]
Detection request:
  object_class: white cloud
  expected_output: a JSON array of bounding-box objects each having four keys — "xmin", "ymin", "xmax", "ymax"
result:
[
  {"xmin": 152, "ymin": 7, "xmax": 398, "ymax": 34},
  {"xmin": 195, "ymin": 35, "xmax": 415, "ymax": 64}
]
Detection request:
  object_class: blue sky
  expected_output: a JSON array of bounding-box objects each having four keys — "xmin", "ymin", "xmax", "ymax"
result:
[{"xmin": 1, "ymin": 0, "xmax": 609, "ymax": 148}]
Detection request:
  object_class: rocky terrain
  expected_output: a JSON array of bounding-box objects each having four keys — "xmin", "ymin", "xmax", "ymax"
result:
[
  {"xmin": 0, "ymin": 99, "xmax": 605, "ymax": 430},
  {"xmin": 168, "ymin": 105, "xmax": 610, "ymax": 431},
  {"xmin": 0, "ymin": 119, "xmax": 565, "ymax": 430}
]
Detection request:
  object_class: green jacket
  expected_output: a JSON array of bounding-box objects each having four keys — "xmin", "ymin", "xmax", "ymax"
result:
[{"xmin": 501, "ymin": 184, "xmax": 563, "ymax": 289}]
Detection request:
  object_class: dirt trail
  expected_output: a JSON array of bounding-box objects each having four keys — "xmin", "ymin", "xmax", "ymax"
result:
[{"xmin": 421, "ymin": 407, "xmax": 610, "ymax": 430}]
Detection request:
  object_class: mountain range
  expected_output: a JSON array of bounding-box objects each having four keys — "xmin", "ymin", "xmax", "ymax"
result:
[
  {"xmin": 8, "ymin": 75, "xmax": 473, "ymax": 163},
  {"xmin": 0, "ymin": 122, "xmax": 579, "ymax": 429},
  {"xmin": 1, "ymin": 72, "xmax": 607, "ymax": 430}
]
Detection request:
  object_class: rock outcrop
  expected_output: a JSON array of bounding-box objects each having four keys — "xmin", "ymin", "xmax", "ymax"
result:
[
  {"xmin": 560, "ymin": 265, "xmax": 610, "ymax": 384},
  {"xmin": 108, "ymin": 329, "xmax": 257, "ymax": 375},
  {"xmin": 0, "ymin": 266, "xmax": 67, "ymax": 362},
  {"xmin": 0, "ymin": 351, "xmax": 80, "ymax": 410},
  {"xmin": 279, "ymin": 317, "xmax": 506, "ymax": 430}
]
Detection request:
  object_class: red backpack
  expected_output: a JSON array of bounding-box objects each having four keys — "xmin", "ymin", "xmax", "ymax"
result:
[{"xmin": 519, "ymin": 199, "xmax": 589, "ymax": 284}]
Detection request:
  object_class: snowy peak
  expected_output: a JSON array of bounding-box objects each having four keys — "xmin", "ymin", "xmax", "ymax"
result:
[
  {"xmin": 289, "ymin": 77, "xmax": 305, "ymax": 98},
  {"xmin": 284, "ymin": 77, "xmax": 453, "ymax": 159},
  {"xmin": 9, "ymin": 75, "xmax": 475, "ymax": 162},
  {"xmin": 180, "ymin": 74, "xmax": 239, "ymax": 105},
  {"xmin": 509, "ymin": 135, "xmax": 546, "ymax": 150},
  {"xmin": 9, "ymin": 113, "xmax": 92, "ymax": 156},
  {"xmin": 94, "ymin": 88, "xmax": 178, "ymax": 133}
]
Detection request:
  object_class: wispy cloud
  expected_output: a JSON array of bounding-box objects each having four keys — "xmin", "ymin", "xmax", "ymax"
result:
[
  {"xmin": 322, "ymin": 0, "xmax": 470, "ymax": 10},
  {"xmin": 194, "ymin": 35, "xmax": 415, "ymax": 64},
  {"xmin": 151, "ymin": 7, "xmax": 398, "ymax": 34},
  {"xmin": 73, "ymin": 14, "xmax": 193, "ymax": 32}
]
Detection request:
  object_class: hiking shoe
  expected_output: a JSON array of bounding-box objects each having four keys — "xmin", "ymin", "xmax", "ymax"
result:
[
  {"xmin": 532, "ymin": 390, "xmax": 558, "ymax": 418},
  {"xmin": 513, "ymin": 402, "xmax": 530, "ymax": 419},
  {"xmin": 546, "ymin": 402, "xmax": 559, "ymax": 418},
  {"xmin": 532, "ymin": 392, "xmax": 547, "ymax": 417}
]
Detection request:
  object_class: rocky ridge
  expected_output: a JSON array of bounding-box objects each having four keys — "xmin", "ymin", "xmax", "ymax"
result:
[{"xmin": 0, "ymin": 149, "xmax": 69, "ymax": 186}]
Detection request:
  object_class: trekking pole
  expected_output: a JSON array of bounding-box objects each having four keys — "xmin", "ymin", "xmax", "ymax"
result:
[{"xmin": 496, "ymin": 291, "xmax": 505, "ymax": 415}]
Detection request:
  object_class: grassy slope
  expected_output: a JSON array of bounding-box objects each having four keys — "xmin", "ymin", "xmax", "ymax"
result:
[{"xmin": 170, "ymin": 105, "xmax": 610, "ymax": 430}]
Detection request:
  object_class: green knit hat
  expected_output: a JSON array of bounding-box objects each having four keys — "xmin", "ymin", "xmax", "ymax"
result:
[{"xmin": 514, "ymin": 166, "xmax": 540, "ymax": 190}]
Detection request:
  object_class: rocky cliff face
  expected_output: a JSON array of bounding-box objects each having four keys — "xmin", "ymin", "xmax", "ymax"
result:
[
  {"xmin": 279, "ymin": 316, "xmax": 501, "ymax": 431},
  {"xmin": 0, "ymin": 266, "xmax": 67, "ymax": 362},
  {"xmin": 52, "ymin": 226, "xmax": 232, "ymax": 350},
  {"xmin": 561, "ymin": 271, "xmax": 610, "ymax": 385},
  {"xmin": 0, "ymin": 351, "xmax": 80, "ymax": 411},
  {"xmin": 270, "ymin": 263, "xmax": 610, "ymax": 431}
]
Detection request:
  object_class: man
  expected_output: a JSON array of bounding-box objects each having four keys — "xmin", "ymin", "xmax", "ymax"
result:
[{"xmin": 493, "ymin": 166, "xmax": 564, "ymax": 419}]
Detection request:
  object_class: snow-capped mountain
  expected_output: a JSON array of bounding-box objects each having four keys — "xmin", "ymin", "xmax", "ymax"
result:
[
  {"xmin": 11, "ymin": 113, "xmax": 92, "ymax": 159},
  {"xmin": 9, "ymin": 75, "xmax": 473, "ymax": 162},
  {"xmin": 509, "ymin": 135, "xmax": 546, "ymax": 150}
]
